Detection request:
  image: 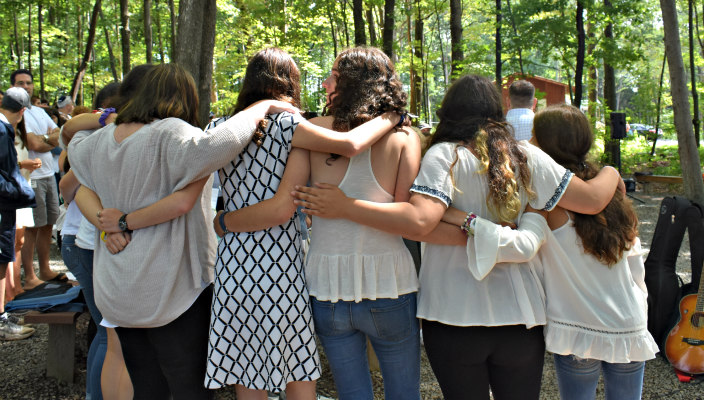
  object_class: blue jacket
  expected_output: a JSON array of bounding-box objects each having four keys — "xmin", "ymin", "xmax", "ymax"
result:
[{"xmin": 0, "ymin": 120, "xmax": 22, "ymax": 199}]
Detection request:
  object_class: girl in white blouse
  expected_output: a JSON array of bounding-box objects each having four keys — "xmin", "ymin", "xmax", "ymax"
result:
[
  {"xmin": 523, "ymin": 105, "xmax": 657, "ymax": 400},
  {"xmin": 293, "ymin": 75, "xmax": 624, "ymax": 400}
]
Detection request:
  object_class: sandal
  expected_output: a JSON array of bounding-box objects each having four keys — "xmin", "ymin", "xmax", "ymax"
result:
[{"xmin": 46, "ymin": 273, "xmax": 69, "ymax": 283}]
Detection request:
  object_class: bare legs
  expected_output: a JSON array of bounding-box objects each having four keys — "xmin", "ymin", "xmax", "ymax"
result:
[
  {"xmin": 102, "ymin": 328, "xmax": 133, "ymax": 400},
  {"xmin": 234, "ymin": 381, "xmax": 316, "ymax": 400},
  {"xmin": 21, "ymin": 225, "xmax": 56, "ymax": 289}
]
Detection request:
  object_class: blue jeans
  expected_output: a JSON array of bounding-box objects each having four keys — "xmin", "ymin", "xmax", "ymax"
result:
[
  {"xmin": 311, "ymin": 293, "xmax": 421, "ymax": 400},
  {"xmin": 553, "ymin": 354, "xmax": 645, "ymax": 400},
  {"xmin": 63, "ymin": 236, "xmax": 106, "ymax": 400}
]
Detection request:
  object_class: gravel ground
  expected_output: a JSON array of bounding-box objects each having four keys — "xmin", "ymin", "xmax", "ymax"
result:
[{"xmin": 2, "ymin": 189, "xmax": 704, "ymax": 399}]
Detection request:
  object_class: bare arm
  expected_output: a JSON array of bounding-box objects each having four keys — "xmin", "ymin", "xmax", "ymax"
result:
[
  {"xmin": 61, "ymin": 112, "xmax": 115, "ymax": 145},
  {"xmin": 214, "ymin": 148, "xmax": 310, "ymax": 236},
  {"xmin": 291, "ymin": 112, "xmax": 400, "ymax": 157},
  {"xmin": 59, "ymin": 170, "xmax": 80, "ymax": 204},
  {"xmin": 558, "ymin": 166, "xmax": 624, "ymax": 214},
  {"xmin": 99, "ymin": 177, "xmax": 210, "ymax": 233},
  {"xmin": 26, "ymin": 127, "xmax": 60, "ymax": 152}
]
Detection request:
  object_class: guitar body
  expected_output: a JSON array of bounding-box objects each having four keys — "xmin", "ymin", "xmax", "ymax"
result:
[{"xmin": 665, "ymin": 294, "xmax": 704, "ymax": 375}]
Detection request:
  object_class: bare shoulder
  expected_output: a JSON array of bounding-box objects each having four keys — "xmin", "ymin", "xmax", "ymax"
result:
[
  {"xmin": 307, "ymin": 115, "xmax": 334, "ymax": 128},
  {"xmin": 385, "ymin": 126, "xmax": 421, "ymax": 145}
]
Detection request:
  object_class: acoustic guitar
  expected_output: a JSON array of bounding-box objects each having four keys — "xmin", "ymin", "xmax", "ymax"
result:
[{"xmin": 665, "ymin": 265, "xmax": 704, "ymax": 375}]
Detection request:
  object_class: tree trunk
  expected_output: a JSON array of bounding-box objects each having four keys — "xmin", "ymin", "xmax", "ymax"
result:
[
  {"xmin": 434, "ymin": 0, "xmax": 448, "ymax": 86},
  {"xmin": 505, "ymin": 0, "xmax": 524, "ymax": 75},
  {"xmin": 353, "ymin": 0, "xmax": 366, "ymax": 45},
  {"xmin": 13, "ymin": 11, "xmax": 22, "ymax": 69},
  {"xmin": 341, "ymin": 0, "xmax": 350, "ymax": 48},
  {"xmin": 660, "ymin": 0, "xmax": 704, "ymax": 204},
  {"xmin": 70, "ymin": 0, "xmax": 102, "ymax": 106},
  {"xmin": 689, "ymin": 0, "xmax": 700, "ymax": 145},
  {"xmin": 155, "ymin": 0, "xmax": 165, "ymax": 62},
  {"xmin": 120, "ymin": 0, "xmax": 131, "ymax": 73},
  {"xmin": 495, "ymin": 0, "xmax": 502, "ymax": 88},
  {"xmin": 168, "ymin": 0, "xmax": 177, "ymax": 61},
  {"xmin": 651, "ymin": 54, "xmax": 667, "ymax": 156},
  {"xmin": 175, "ymin": 0, "xmax": 217, "ymax": 128},
  {"xmin": 367, "ymin": 9, "xmax": 377, "ymax": 45},
  {"xmin": 27, "ymin": 5, "xmax": 32, "ymax": 70},
  {"xmin": 603, "ymin": 0, "xmax": 618, "ymax": 165},
  {"xmin": 100, "ymin": 10, "xmax": 119, "ymax": 81},
  {"xmin": 327, "ymin": 3, "xmax": 339, "ymax": 57},
  {"xmin": 449, "ymin": 0, "xmax": 463, "ymax": 78},
  {"xmin": 38, "ymin": 3, "xmax": 45, "ymax": 99},
  {"xmin": 414, "ymin": 3, "xmax": 423, "ymax": 116},
  {"xmin": 573, "ymin": 1, "xmax": 585, "ymax": 109},
  {"xmin": 382, "ymin": 0, "xmax": 395, "ymax": 59},
  {"xmin": 144, "ymin": 0, "xmax": 153, "ymax": 63},
  {"xmin": 587, "ymin": 19, "xmax": 598, "ymax": 125}
]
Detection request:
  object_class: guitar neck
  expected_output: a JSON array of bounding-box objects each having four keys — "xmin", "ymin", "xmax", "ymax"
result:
[{"xmin": 697, "ymin": 262, "xmax": 704, "ymax": 312}]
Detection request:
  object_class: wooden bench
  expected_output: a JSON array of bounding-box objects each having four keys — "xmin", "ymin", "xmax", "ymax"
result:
[
  {"xmin": 634, "ymin": 174, "xmax": 683, "ymax": 193},
  {"xmin": 24, "ymin": 310, "xmax": 83, "ymax": 383}
]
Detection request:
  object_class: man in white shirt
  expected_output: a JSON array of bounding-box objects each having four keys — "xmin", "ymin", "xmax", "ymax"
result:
[
  {"xmin": 506, "ymin": 80, "xmax": 537, "ymax": 142},
  {"xmin": 10, "ymin": 69, "xmax": 64, "ymax": 287}
]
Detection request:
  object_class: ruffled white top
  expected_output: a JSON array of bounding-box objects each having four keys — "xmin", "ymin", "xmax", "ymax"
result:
[
  {"xmin": 469, "ymin": 211, "xmax": 658, "ymax": 363},
  {"xmin": 306, "ymin": 148, "xmax": 419, "ymax": 303},
  {"xmin": 412, "ymin": 141, "xmax": 572, "ymax": 328}
]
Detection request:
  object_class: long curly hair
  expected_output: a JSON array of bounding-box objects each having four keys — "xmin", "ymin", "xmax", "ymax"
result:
[
  {"xmin": 533, "ymin": 104, "xmax": 637, "ymax": 266},
  {"xmin": 327, "ymin": 47, "xmax": 407, "ymax": 131},
  {"xmin": 232, "ymin": 47, "xmax": 301, "ymax": 114},
  {"xmin": 430, "ymin": 74, "xmax": 532, "ymax": 223}
]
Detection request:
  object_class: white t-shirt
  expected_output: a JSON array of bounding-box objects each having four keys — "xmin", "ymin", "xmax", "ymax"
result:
[
  {"xmin": 412, "ymin": 141, "xmax": 572, "ymax": 328},
  {"xmin": 23, "ymin": 106, "xmax": 58, "ymax": 180}
]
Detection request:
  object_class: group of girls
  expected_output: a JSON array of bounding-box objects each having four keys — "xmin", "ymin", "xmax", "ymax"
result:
[{"xmin": 62, "ymin": 44, "xmax": 657, "ymax": 400}]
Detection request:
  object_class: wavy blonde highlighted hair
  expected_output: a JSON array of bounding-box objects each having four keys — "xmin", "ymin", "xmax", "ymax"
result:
[{"xmin": 432, "ymin": 75, "xmax": 533, "ymax": 223}]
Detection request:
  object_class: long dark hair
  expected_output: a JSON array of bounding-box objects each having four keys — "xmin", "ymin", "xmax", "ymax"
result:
[
  {"xmin": 533, "ymin": 104, "xmax": 637, "ymax": 266},
  {"xmin": 231, "ymin": 48, "xmax": 301, "ymax": 114},
  {"xmin": 327, "ymin": 46, "xmax": 407, "ymax": 131},
  {"xmin": 431, "ymin": 75, "xmax": 532, "ymax": 223},
  {"xmin": 116, "ymin": 64, "xmax": 200, "ymax": 127}
]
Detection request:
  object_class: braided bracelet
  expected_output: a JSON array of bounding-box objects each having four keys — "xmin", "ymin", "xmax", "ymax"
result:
[{"xmin": 460, "ymin": 212, "xmax": 478, "ymax": 236}]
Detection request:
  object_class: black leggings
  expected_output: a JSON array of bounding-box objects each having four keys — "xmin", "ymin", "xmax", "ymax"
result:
[
  {"xmin": 422, "ymin": 320, "xmax": 545, "ymax": 400},
  {"xmin": 116, "ymin": 285, "xmax": 214, "ymax": 400}
]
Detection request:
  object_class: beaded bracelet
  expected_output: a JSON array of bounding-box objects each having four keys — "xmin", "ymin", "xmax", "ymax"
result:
[
  {"xmin": 460, "ymin": 212, "xmax": 478, "ymax": 236},
  {"xmin": 218, "ymin": 211, "xmax": 230, "ymax": 235}
]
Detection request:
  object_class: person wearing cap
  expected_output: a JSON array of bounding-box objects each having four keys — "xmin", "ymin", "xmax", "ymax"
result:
[
  {"xmin": 10, "ymin": 69, "xmax": 64, "ymax": 289},
  {"xmin": 57, "ymin": 95, "xmax": 74, "ymax": 123},
  {"xmin": 0, "ymin": 87, "xmax": 36, "ymax": 340},
  {"xmin": 506, "ymin": 80, "xmax": 537, "ymax": 142}
]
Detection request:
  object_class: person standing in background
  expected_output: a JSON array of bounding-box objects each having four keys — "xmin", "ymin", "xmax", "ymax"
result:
[{"xmin": 506, "ymin": 80, "xmax": 537, "ymax": 142}]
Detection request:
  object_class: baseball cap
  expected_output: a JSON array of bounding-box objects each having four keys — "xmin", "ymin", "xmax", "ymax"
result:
[
  {"xmin": 58, "ymin": 95, "xmax": 73, "ymax": 108},
  {"xmin": 2, "ymin": 87, "xmax": 31, "ymax": 112}
]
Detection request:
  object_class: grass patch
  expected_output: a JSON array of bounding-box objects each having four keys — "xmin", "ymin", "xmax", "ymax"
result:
[{"xmin": 591, "ymin": 136, "xmax": 704, "ymax": 177}]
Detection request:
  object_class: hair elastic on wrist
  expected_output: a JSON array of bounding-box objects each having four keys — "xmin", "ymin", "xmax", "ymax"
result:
[
  {"xmin": 218, "ymin": 212, "xmax": 230, "ymax": 234},
  {"xmin": 396, "ymin": 113, "xmax": 406, "ymax": 127},
  {"xmin": 99, "ymin": 108, "xmax": 116, "ymax": 127}
]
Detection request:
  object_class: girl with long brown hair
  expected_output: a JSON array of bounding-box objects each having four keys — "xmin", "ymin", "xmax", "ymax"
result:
[
  {"xmin": 293, "ymin": 75, "xmax": 624, "ymax": 399},
  {"xmin": 205, "ymin": 47, "xmax": 404, "ymax": 400},
  {"xmin": 528, "ymin": 105, "xmax": 657, "ymax": 400}
]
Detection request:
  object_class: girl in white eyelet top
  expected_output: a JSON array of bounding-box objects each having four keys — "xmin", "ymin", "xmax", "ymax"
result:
[{"xmin": 305, "ymin": 147, "xmax": 419, "ymax": 302}]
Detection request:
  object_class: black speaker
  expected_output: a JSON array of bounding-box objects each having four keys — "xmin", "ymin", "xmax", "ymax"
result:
[{"xmin": 611, "ymin": 112, "xmax": 627, "ymax": 139}]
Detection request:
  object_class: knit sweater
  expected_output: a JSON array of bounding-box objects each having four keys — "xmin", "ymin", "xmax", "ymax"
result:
[{"xmin": 69, "ymin": 115, "xmax": 256, "ymax": 327}]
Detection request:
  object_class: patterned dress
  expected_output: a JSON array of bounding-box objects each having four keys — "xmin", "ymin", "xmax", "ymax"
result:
[{"xmin": 204, "ymin": 113, "xmax": 320, "ymax": 391}]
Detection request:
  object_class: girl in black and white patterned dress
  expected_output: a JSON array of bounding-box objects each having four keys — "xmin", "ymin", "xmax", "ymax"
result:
[{"xmin": 205, "ymin": 48, "xmax": 401, "ymax": 399}]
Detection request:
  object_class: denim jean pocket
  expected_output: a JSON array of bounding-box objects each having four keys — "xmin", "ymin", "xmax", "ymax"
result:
[
  {"xmin": 311, "ymin": 297, "xmax": 338, "ymax": 336},
  {"xmin": 370, "ymin": 295, "xmax": 417, "ymax": 341}
]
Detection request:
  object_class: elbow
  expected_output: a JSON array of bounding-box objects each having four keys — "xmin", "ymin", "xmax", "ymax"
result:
[
  {"xmin": 274, "ymin": 206, "xmax": 298, "ymax": 226},
  {"xmin": 337, "ymin": 143, "xmax": 359, "ymax": 158}
]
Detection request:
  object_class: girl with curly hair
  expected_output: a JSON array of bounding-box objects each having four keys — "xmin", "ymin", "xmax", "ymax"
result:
[
  {"xmin": 293, "ymin": 75, "xmax": 625, "ymax": 399},
  {"xmin": 300, "ymin": 46, "xmax": 422, "ymax": 400}
]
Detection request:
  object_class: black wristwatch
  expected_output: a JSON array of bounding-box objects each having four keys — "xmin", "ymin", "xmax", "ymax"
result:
[{"xmin": 118, "ymin": 214, "xmax": 132, "ymax": 233}]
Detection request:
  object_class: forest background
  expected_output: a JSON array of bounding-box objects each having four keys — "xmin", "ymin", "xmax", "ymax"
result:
[{"xmin": 1, "ymin": 0, "xmax": 703, "ymax": 201}]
